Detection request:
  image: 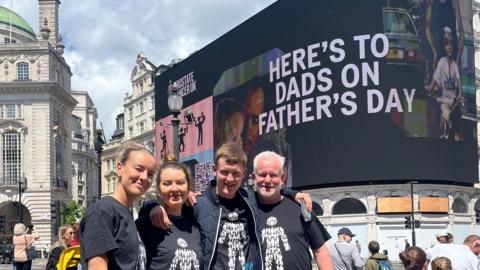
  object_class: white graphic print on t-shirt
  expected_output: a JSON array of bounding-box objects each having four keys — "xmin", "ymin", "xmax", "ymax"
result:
[
  {"xmin": 262, "ymin": 216, "xmax": 291, "ymax": 270},
  {"xmin": 169, "ymin": 238, "xmax": 200, "ymax": 270},
  {"xmin": 218, "ymin": 212, "xmax": 247, "ymax": 270}
]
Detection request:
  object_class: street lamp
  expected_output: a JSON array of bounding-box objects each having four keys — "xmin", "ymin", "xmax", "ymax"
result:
[
  {"xmin": 94, "ymin": 130, "xmax": 105, "ymax": 201},
  {"xmin": 167, "ymin": 84, "xmax": 183, "ymax": 159},
  {"xmin": 410, "ymin": 180, "xmax": 418, "ymax": 246},
  {"xmin": 18, "ymin": 174, "xmax": 26, "ymax": 222}
]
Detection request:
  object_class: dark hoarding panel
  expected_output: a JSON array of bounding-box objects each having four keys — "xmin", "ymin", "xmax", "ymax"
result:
[{"xmin": 155, "ymin": 0, "xmax": 478, "ymax": 188}]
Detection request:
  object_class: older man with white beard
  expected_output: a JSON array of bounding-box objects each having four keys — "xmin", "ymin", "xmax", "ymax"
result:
[{"xmin": 253, "ymin": 151, "xmax": 333, "ymax": 270}]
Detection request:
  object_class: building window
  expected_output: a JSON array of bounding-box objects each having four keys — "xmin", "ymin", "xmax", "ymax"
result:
[
  {"xmin": 106, "ymin": 179, "xmax": 110, "ymax": 193},
  {"xmin": 452, "ymin": 198, "xmax": 467, "ymax": 213},
  {"xmin": 2, "ymin": 131, "xmax": 21, "ymax": 184},
  {"xmin": 6, "ymin": 105, "xmax": 15, "ymax": 118},
  {"xmin": 17, "ymin": 63, "xmax": 29, "ymax": 80},
  {"xmin": 151, "ymin": 117, "xmax": 155, "ymax": 129},
  {"xmin": 128, "ymin": 107, "xmax": 133, "ymax": 120},
  {"xmin": 129, "ymin": 126, "xmax": 133, "ymax": 137},
  {"xmin": 54, "ymin": 109, "xmax": 63, "ymax": 124},
  {"xmin": 150, "ymin": 96, "xmax": 154, "ymax": 110},
  {"xmin": 78, "ymin": 171, "xmax": 84, "ymax": 182},
  {"xmin": 78, "ymin": 185, "xmax": 84, "ymax": 195},
  {"xmin": 332, "ymin": 198, "xmax": 367, "ymax": 215},
  {"xmin": 4, "ymin": 37, "xmax": 16, "ymax": 44},
  {"xmin": 55, "ymin": 136, "xmax": 64, "ymax": 180},
  {"xmin": 139, "ymin": 121, "xmax": 145, "ymax": 133},
  {"xmin": 110, "ymin": 159, "xmax": 116, "ymax": 171},
  {"xmin": 1, "ymin": 104, "xmax": 21, "ymax": 119},
  {"xmin": 139, "ymin": 101, "xmax": 145, "ymax": 115}
]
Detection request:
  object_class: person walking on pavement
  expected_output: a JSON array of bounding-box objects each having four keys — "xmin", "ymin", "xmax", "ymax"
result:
[
  {"xmin": 365, "ymin": 241, "xmax": 393, "ymax": 270},
  {"xmin": 328, "ymin": 227, "xmax": 364, "ymax": 270},
  {"xmin": 405, "ymin": 239, "xmax": 411, "ymax": 250}
]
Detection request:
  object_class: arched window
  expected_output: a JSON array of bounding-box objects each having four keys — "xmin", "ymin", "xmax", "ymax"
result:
[
  {"xmin": 2, "ymin": 131, "xmax": 21, "ymax": 185},
  {"xmin": 17, "ymin": 63, "xmax": 29, "ymax": 80},
  {"xmin": 313, "ymin": 201, "xmax": 323, "ymax": 216},
  {"xmin": 332, "ymin": 198, "xmax": 367, "ymax": 215},
  {"xmin": 452, "ymin": 197, "xmax": 468, "ymax": 213}
]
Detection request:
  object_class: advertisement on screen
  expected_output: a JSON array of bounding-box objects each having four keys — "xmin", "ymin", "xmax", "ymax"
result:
[{"xmin": 155, "ymin": 0, "xmax": 478, "ymax": 188}]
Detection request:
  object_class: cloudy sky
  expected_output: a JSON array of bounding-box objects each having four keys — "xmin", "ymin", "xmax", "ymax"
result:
[{"xmin": 0, "ymin": 0, "xmax": 276, "ymax": 138}]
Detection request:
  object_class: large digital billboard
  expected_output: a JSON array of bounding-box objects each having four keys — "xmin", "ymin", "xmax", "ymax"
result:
[{"xmin": 155, "ymin": 0, "xmax": 478, "ymax": 189}]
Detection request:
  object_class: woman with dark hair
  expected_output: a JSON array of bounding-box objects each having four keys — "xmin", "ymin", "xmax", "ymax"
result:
[
  {"xmin": 399, "ymin": 246, "xmax": 428, "ymax": 270},
  {"xmin": 214, "ymin": 98, "xmax": 245, "ymax": 149},
  {"xmin": 136, "ymin": 157, "xmax": 203, "ymax": 270},
  {"xmin": 80, "ymin": 141, "xmax": 157, "ymax": 270}
]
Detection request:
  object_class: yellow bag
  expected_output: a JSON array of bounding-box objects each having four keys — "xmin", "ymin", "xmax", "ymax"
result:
[{"xmin": 56, "ymin": 246, "xmax": 80, "ymax": 270}]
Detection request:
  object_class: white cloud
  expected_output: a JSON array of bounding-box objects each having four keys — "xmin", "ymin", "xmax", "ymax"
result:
[{"xmin": 0, "ymin": 0, "xmax": 276, "ymax": 137}]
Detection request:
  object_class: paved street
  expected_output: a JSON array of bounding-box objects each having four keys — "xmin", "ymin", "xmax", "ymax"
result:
[{"xmin": 0, "ymin": 260, "xmax": 46, "ymax": 270}]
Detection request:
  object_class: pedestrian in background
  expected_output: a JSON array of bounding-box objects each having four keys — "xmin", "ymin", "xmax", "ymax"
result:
[
  {"xmin": 328, "ymin": 227, "xmax": 364, "ymax": 270},
  {"xmin": 355, "ymin": 240, "xmax": 361, "ymax": 254},
  {"xmin": 12, "ymin": 223, "xmax": 39, "ymax": 270},
  {"xmin": 431, "ymin": 257, "xmax": 452, "ymax": 270},
  {"xmin": 399, "ymin": 246, "xmax": 428, "ymax": 270},
  {"xmin": 46, "ymin": 225, "xmax": 75, "ymax": 270},
  {"xmin": 405, "ymin": 239, "xmax": 411, "ymax": 250},
  {"xmin": 69, "ymin": 223, "xmax": 80, "ymax": 246},
  {"xmin": 365, "ymin": 241, "xmax": 392, "ymax": 270}
]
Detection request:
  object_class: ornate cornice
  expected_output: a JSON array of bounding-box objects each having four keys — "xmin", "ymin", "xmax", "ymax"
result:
[{"xmin": 0, "ymin": 81, "xmax": 77, "ymax": 107}]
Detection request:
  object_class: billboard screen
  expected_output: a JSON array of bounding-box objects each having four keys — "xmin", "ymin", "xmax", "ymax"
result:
[{"xmin": 155, "ymin": 0, "xmax": 478, "ymax": 189}]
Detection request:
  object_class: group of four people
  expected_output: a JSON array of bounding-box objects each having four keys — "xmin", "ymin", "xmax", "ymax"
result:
[{"xmin": 79, "ymin": 142, "xmax": 333, "ymax": 270}]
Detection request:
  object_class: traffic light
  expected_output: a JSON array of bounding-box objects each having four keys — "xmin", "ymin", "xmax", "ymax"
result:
[
  {"xmin": 50, "ymin": 201, "xmax": 57, "ymax": 220},
  {"xmin": 0, "ymin": 215, "xmax": 5, "ymax": 233},
  {"xmin": 414, "ymin": 219, "xmax": 421, "ymax": 228},
  {"xmin": 404, "ymin": 216, "xmax": 412, "ymax": 228}
]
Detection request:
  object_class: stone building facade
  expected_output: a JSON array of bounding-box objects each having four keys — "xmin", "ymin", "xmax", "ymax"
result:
[
  {"xmin": 101, "ymin": 54, "xmax": 170, "ymax": 216},
  {"xmin": 71, "ymin": 91, "xmax": 98, "ymax": 208},
  {"xmin": 0, "ymin": 0, "xmax": 98, "ymax": 252}
]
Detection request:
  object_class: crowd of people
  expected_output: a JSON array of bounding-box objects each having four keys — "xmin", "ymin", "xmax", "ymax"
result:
[
  {"xmin": 11, "ymin": 141, "xmax": 480, "ymax": 270},
  {"xmin": 329, "ymin": 227, "xmax": 480, "ymax": 270}
]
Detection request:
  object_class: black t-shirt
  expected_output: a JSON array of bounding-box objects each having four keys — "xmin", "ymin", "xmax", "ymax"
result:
[
  {"xmin": 80, "ymin": 196, "xmax": 139, "ymax": 270},
  {"xmin": 258, "ymin": 198, "xmax": 331, "ymax": 270},
  {"xmin": 211, "ymin": 194, "xmax": 254, "ymax": 270},
  {"xmin": 136, "ymin": 212, "xmax": 203, "ymax": 270}
]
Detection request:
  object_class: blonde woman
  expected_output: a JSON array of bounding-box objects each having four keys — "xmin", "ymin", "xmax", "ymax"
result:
[
  {"xmin": 431, "ymin": 257, "xmax": 452, "ymax": 270},
  {"xmin": 46, "ymin": 225, "xmax": 75, "ymax": 270},
  {"xmin": 12, "ymin": 223, "xmax": 39, "ymax": 270}
]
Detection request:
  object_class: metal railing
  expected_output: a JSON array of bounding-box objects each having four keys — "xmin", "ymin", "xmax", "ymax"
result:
[{"xmin": 0, "ymin": 177, "xmax": 25, "ymax": 187}]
